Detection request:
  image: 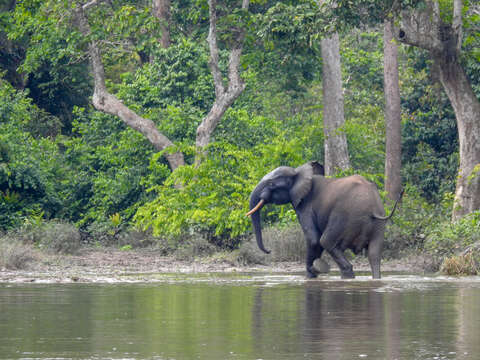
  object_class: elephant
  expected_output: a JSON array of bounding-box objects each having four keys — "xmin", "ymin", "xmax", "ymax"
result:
[{"xmin": 246, "ymin": 161, "xmax": 403, "ymax": 279}]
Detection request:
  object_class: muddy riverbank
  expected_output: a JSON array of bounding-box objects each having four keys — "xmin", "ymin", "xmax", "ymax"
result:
[{"xmin": 0, "ymin": 246, "xmax": 433, "ymax": 283}]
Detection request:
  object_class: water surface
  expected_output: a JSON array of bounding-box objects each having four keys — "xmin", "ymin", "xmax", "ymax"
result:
[{"xmin": 1, "ymin": 274, "xmax": 480, "ymax": 359}]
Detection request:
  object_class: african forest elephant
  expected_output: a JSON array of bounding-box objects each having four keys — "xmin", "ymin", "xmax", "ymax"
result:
[{"xmin": 246, "ymin": 161, "xmax": 403, "ymax": 279}]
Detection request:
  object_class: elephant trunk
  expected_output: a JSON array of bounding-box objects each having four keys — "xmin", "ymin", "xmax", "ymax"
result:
[{"xmin": 248, "ymin": 181, "xmax": 271, "ymax": 254}]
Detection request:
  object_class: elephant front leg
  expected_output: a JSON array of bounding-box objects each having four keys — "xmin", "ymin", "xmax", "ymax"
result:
[
  {"xmin": 300, "ymin": 222, "xmax": 321, "ymax": 279},
  {"xmin": 296, "ymin": 210, "xmax": 322, "ymax": 278},
  {"xmin": 305, "ymin": 244, "xmax": 324, "ymax": 278},
  {"xmin": 306, "ymin": 246, "xmax": 318, "ymax": 278}
]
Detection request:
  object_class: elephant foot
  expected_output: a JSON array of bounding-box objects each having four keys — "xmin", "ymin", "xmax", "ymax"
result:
[
  {"xmin": 341, "ymin": 270, "xmax": 355, "ymax": 279},
  {"xmin": 306, "ymin": 270, "xmax": 318, "ymax": 279}
]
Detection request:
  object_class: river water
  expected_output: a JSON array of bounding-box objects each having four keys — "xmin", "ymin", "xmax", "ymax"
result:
[{"xmin": 1, "ymin": 274, "xmax": 480, "ymax": 359}]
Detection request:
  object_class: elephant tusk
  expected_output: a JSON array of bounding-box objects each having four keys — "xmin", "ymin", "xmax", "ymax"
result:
[{"xmin": 246, "ymin": 199, "xmax": 265, "ymax": 217}]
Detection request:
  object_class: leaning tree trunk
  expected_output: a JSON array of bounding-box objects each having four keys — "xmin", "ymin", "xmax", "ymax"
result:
[
  {"xmin": 383, "ymin": 19, "xmax": 402, "ymax": 201},
  {"xmin": 321, "ymin": 33, "xmax": 350, "ymax": 176},
  {"xmin": 75, "ymin": 3, "xmax": 184, "ymax": 171}
]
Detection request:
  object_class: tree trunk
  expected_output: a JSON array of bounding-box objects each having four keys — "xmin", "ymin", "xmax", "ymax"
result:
[
  {"xmin": 396, "ymin": 0, "xmax": 480, "ymax": 219},
  {"xmin": 75, "ymin": 3, "xmax": 184, "ymax": 171},
  {"xmin": 435, "ymin": 56, "xmax": 480, "ymax": 219},
  {"xmin": 152, "ymin": 0, "xmax": 170, "ymax": 49},
  {"xmin": 383, "ymin": 20, "xmax": 402, "ymax": 201},
  {"xmin": 321, "ymin": 33, "xmax": 350, "ymax": 176}
]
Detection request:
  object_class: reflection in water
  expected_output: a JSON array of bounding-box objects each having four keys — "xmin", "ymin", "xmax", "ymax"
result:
[{"xmin": 0, "ymin": 277, "xmax": 479, "ymax": 359}]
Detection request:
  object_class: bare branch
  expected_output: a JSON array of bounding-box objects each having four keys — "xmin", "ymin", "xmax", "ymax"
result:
[
  {"xmin": 207, "ymin": 0, "xmax": 225, "ymax": 98},
  {"xmin": 82, "ymin": 0, "xmax": 107, "ymax": 11},
  {"xmin": 227, "ymin": 0, "xmax": 249, "ymax": 94},
  {"xmin": 196, "ymin": 0, "xmax": 250, "ymax": 154}
]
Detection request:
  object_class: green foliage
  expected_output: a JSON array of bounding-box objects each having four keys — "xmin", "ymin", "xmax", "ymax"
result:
[
  {"xmin": 215, "ymin": 108, "xmax": 278, "ymax": 148},
  {"xmin": 383, "ymin": 186, "xmax": 439, "ymax": 257},
  {"xmin": 425, "ymin": 211, "xmax": 480, "ymax": 258},
  {"xmin": 340, "ymin": 31, "xmax": 385, "ymax": 174},
  {"xmin": 8, "ymin": 1, "xmax": 91, "ymax": 130},
  {"xmin": 115, "ymin": 40, "xmax": 214, "ymax": 112},
  {"xmin": 119, "ymin": 244, "xmax": 133, "ymax": 251},
  {"xmin": 0, "ymin": 0, "xmax": 478, "ymax": 261},
  {"xmin": 60, "ymin": 108, "xmax": 159, "ymax": 229},
  {"xmin": 135, "ymin": 138, "xmax": 304, "ymax": 248},
  {"xmin": 401, "ymin": 49, "xmax": 459, "ymax": 201},
  {"xmin": 0, "ymin": 80, "xmax": 65, "ymax": 229},
  {"xmin": 342, "ymin": 31, "xmax": 384, "ymax": 92},
  {"xmin": 323, "ymin": 0, "xmax": 425, "ymax": 31},
  {"xmin": 344, "ymin": 111, "xmax": 385, "ymax": 173},
  {"xmin": 4, "ymin": 219, "xmax": 82, "ymax": 255},
  {"xmin": 254, "ymin": 0, "xmax": 323, "ymax": 92}
]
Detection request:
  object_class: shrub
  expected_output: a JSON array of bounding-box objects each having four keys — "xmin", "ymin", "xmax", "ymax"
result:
[
  {"xmin": 62, "ymin": 109, "xmax": 160, "ymax": 228},
  {"xmin": 38, "ymin": 221, "xmax": 82, "ymax": 254},
  {"xmin": 383, "ymin": 188, "xmax": 439, "ymax": 258},
  {"xmin": 441, "ymin": 253, "xmax": 478, "ymax": 276},
  {"xmin": 174, "ymin": 236, "xmax": 217, "ymax": 261},
  {"xmin": 116, "ymin": 229, "xmax": 167, "ymax": 250},
  {"xmin": 17, "ymin": 220, "xmax": 82, "ymax": 255},
  {"xmin": 0, "ymin": 236, "xmax": 38, "ymax": 270},
  {"xmin": 236, "ymin": 224, "xmax": 306, "ymax": 265},
  {"xmin": 425, "ymin": 211, "xmax": 480, "ymax": 258},
  {"xmin": 236, "ymin": 241, "xmax": 269, "ymax": 265}
]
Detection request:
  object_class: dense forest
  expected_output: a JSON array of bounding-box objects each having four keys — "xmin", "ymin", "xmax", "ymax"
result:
[{"xmin": 0, "ymin": 0, "xmax": 479, "ymax": 272}]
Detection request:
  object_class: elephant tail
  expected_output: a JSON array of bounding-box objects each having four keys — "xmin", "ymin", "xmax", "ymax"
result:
[{"xmin": 372, "ymin": 188, "xmax": 405, "ymax": 221}]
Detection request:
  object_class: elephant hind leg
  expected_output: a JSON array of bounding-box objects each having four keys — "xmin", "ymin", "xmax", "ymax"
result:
[
  {"xmin": 329, "ymin": 247, "xmax": 355, "ymax": 279},
  {"xmin": 319, "ymin": 224, "xmax": 354, "ymax": 279},
  {"xmin": 368, "ymin": 233, "xmax": 383, "ymax": 279}
]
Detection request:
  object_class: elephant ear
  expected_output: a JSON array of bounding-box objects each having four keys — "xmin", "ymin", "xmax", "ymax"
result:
[
  {"xmin": 290, "ymin": 162, "xmax": 315, "ymax": 208},
  {"xmin": 310, "ymin": 161, "xmax": 325, "ymax": 176}
]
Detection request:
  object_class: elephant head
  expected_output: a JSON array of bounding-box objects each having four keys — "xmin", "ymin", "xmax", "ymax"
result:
[{"xmin": 246, "ymin": 161, "xmax": 324, "ymax": 254}]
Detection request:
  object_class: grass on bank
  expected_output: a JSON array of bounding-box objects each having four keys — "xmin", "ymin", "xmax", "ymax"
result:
[
  {"xmin": 0, "ymin": 237, "xmax": 38, "ymax": 270},
  {"xmin": 0, "ymin": 221, "xmax": 82, "ymax": 270},
  {"xmin": 441, "ymin": 253, "xmax": 478, "ymax": 276}
]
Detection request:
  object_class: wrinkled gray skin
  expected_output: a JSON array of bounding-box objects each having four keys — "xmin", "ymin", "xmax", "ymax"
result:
[{"xmin": 248, "ymin": 161, "xmax": 402, "ymax": 279}]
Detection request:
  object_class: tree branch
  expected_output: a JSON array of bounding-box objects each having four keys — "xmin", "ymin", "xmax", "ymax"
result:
[
  {"xmin": 195, "ymin": 0, "xmax": 249, "ymax": 155},
  {"xmin": 396, "ymin": 2, "xmax": 443, "ymax": 53},
  {"xmin": 227, "ymin": 0, "xmax": 249, "ymax": 96},
  {"xmin": 75, "ymin": 5, "xmax": 184, "ymax": 171},
  {"xmin": 82, "ymin": 0, "xmax": 108, "ymax": 11},
  {"xmin": 207, "ymin": 0, "xmax": 225, "ymax": 98}
]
